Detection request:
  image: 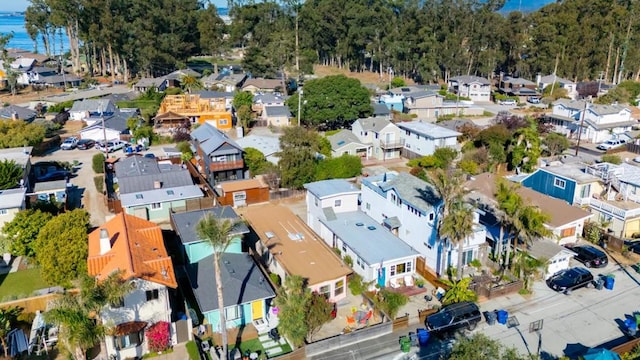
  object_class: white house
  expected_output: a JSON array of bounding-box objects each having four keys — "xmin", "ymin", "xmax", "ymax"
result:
[
  {"xmin": 87, "ymin": 213, "xmax": 179, "ymax": 360},
  {"xmin": 69, "ymin": 99, "xmax": 117, "ymax": 121},
  {"xmin": 397, "ymin": 121, "xmax": 461, "ymax": 158},
  {"xmin": 351, "ymin": 117, "xmax": 403, "ymax": 161},
  {"xmin": 0, "ymin": 188, "xmax": 27, "ymax": 234},
  {"xmin": 547, "ymin": 99, "xmax": 635, "ymax": 143},
  {"xmin": 448, "ymin": 75, "xmax": 491, "ymax": 103},
  {"xmin": 327, "ymin": 130, "xmax": 369, "ymax": 158},
  {"xmin": 536, "ymin": 74, "xmax": 578, "ymax": 100},
  {"xmin": 304, "ymin": 179, "xmax": 360, "ymax": 233},
  {"xmin": 361, "ymin": 172, "xmax": 486, "ymax": 275},
  {"xmin": 304, "ymin": 179, "xmax": 420, "ymax": 287}
]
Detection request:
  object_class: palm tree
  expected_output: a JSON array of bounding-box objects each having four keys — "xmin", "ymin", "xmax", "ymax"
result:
[
  {"xmin": 495, "ymin": 179, "xmax": 524, "ymax": 268},
  {"xmin": 181, "ymin": 75, "xmax": 203, "ymax": 93},
  {"xmin": 440, "ymin": 200, "xmax": 476, "ymax": 281},
  {"xmin": 426, "ymin": 169, "xmax": 469, "ymax": 275},
  {"xmin": 45, "ymin": 294, "xmax": 104, "ymax": 360},
  {"xmin": 44, "ymin": 272, "xmax": 134, "ymax": 360},
  {"xmin": 512, "ymin": 251, "xmax": 546, "ymax": 292},
  {"xmin": 196, "ymin": 213, "xmax": 241, "ymax": 360},
  {"xmin": 80, "ymin": 271, "xmax": 135, "ymax": 357},
  {"xmin": 0, "ymin": 306, "xmax": 22, "ymax": 358}
]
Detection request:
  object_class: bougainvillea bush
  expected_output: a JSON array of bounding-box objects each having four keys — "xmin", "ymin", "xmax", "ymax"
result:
[{"xmin": 146, "ymin": 321, "xmax": 170, "ymax": 352}]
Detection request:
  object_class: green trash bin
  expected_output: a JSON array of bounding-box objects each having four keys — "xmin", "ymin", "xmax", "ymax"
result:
[
  {"xmin": 635, "ymin": 313, "xmax": 640, "ymax": 326},
  {"xmin": 400, "ymin": 336, "xmax": 411, "ymax": 353}
]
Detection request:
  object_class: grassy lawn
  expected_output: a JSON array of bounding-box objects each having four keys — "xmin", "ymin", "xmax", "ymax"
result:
[
  {"xmin": 0, "ymin": 268, "xmax": 48, "ymax": 301},
  {"xmin": 230, "ymin": 337, "xmax": 293, "ymax": 359}
]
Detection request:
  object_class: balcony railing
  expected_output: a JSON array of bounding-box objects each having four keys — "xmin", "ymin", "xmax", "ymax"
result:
[
  {"xmin": 209, "ymin": 160, "xmax": 244, "ymax": 172},
  {"xmin": 587, "ymin": 197, "xmax": 640, "ymax": 220},
  {"xmin": 380, "ymin": 139, "xmax": 406, "ymax": 149}
]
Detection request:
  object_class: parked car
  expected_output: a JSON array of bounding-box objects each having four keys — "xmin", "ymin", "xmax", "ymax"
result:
[
  {"xmin": 546, "ymin": 267, "xmax": 594, "ymax": 294},
  {"xmin": 597, "ymin": 138, "xmax": 627, "ymax": 150},
  {"xmin": 36, "ymin": 170, "xmax": 71, "ymax": 182},
  {"xmin": 425, "ymin": 301, "xmax": 481, "ymax": 337},
  {"xmin": 96, "ymin": 140, "xmax": 127, "ymax": 153},
  {"xmin": 76, "ymin": 139, "xmax": 95, "ymax": 150},
  {"xmin": 527, "ymin": 97, "xmax": 542, "ymax": 104},
  {"xmin": 60, "ymin": 137, "xmax": 78, "ymax": 150},
  {"xmin": 564, "ymin": 244, "xmax": 608, "ymax": 268},
  {"xmin": 499, "ymin": 99, "xmax": 517, "ymax": 106}
]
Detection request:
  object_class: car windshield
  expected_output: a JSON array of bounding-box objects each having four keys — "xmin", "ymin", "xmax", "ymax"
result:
[{"xmin": 564, "ymin": 270, "xmax": 579, "ymax": 278}]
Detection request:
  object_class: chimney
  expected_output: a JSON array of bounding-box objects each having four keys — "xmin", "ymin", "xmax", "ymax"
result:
[
  {"xmin": 214, "ymin": 63, "xmax": 218, "ymax": 74},
  {"xmin": 153, "ymin": 180, "xmax": 162, "ymax": 189},
  {"xmin": 536, "ymin": 73, "xmax": 542, "ymax": 87},
  {"xmin": 99, "ymin": 229, "xmax": 111, "ymax": 255},
  {"xmin": 11, "ymin": 112, "xmax": 17, "ymax": 121}
]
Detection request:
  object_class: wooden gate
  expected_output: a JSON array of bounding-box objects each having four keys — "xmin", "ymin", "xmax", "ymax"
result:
[{"xmin": 415, "ymin": 257, "xmax": 449, "ymax": 290}]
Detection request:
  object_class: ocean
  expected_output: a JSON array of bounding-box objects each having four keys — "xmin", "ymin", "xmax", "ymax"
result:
[{"xmin": 0, "ymin": 1, "xmax": 554, "ymax": 53}]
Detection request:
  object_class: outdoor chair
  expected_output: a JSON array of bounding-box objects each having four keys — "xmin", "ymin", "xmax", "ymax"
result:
[
  {"xmin": 404, "ymin": 275, "xmax": 414, "ymax": 287},
  {"xmin": 390, "ymin": 277, "xmax": 400, "ymax": 288}
]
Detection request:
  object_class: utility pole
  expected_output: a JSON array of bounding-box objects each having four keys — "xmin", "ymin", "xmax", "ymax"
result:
[
  {"xmin": 548, "ymin": 54, "xmax": 559, "ymax": 97},
  {"xmin": 297, "ymin": 89, "xmax": 303, "ymax": 126},
  {"xmin": 575, "ymin": 99, "xmax": 590, "ymax": 157},
  {"xmin": 295, "ymin": 0, "xmax": 300, "ymax": 77}
]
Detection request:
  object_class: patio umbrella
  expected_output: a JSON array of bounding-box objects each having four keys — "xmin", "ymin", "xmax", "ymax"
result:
[{"xmin": 583, "ymin": 348, "xmax": 621, "ymax": 360}]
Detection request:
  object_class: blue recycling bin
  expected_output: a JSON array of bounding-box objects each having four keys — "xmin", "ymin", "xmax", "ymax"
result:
[
  {"xmin": 626, "ymin": 318, "xmax": 638, "ymax": 336},
  {"xmin": 417, "ymin": 328, "xmax": 429, "ymax": 346},
  {"xmin": 605, "ymin": 276, "xmax": 615, "ymax": 290},
  {"xmin": 497, "ymin": 310, "xmax": 508, "ymax": 325}
]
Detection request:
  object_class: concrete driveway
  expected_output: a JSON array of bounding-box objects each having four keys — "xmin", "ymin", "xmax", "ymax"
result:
[
  {"xmin": 32, "ymin": 144, "xmax": 167, "ymax": 227},
  {"xmin": 478, "ymin": 258, "xmax": 640, "ymax": 359}
]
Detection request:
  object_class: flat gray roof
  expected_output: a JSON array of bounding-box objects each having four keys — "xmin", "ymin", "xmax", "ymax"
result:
[
  {"xmin": 120, "ymin": 185, "xmax": 203, "ymax": 207},
  {"xmin": 0, "ymin": 188, "xmax": 26, "ymax": 209},
  {"xmin": 397, "ymin": 121, "xmax": 461, "ymax": 139},
  {"xmin": 320, "ymin": 211, "xmax": 419, "ymax": 265},
  {"xmin": 304, "ymin": 179, "xmax": 360, "ymax": 199}
]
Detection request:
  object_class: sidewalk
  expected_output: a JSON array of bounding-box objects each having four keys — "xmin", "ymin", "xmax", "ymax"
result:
[{"xmin": 154, "ymin": 343, "xmax": 189, "ymax": 360}]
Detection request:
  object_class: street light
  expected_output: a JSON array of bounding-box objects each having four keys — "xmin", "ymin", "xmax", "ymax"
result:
[{"xmin": 297, "ymin": 88, "xmax": 303, "ymax": 126}]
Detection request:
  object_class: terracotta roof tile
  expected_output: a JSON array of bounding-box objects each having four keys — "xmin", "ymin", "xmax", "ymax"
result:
[{"xmin": 87, "ymin": 213, "xmax": 177, "ymax": 288}]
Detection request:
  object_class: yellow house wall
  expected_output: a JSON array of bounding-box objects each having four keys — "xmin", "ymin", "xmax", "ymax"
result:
[
  {"xmin": 199, "ymin": 113, "xmax": 233, "ymax": 130},
  {"xmin": 624, "ymin": 218, "xmax": 640, "ymax": 238}
]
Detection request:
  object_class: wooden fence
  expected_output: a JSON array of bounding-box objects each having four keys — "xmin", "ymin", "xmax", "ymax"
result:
[
  {"xmin": 270, "ymin": 189, "xmax": 306, "ymax": 201},
  {"xmin": 392, "ymin": 313, "xmax": 410, "ymax": 331},
  {"xmin": 0, "ymin": 290, "xmax": 78, "ymax": 313},
  {"xmin": 415, "ymin": 257, "xmax": 449, "ymax": 290},
  {"xmin": 469, "ymin": 277, "xmax": 523, "ymax": 299},
  {"xmin": 417, "ymin": 308, "xmax": 438, "ymax": 324}
]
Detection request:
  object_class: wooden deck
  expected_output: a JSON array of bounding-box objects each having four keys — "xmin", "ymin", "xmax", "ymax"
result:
[
  {"xmin": 387, "ymin": 285, "xmax": 428, "ymax": 297},
  {"xmin": 196, "ymin": 323, "xmax": 260, "ymax": 346}
]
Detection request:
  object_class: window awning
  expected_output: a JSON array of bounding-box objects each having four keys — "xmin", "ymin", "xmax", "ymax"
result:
[
  {"xmin": 383, "ymin": 216, "xmax": 401, "ymax": 230},
  {"xmin": 113, "ymin": 321, "xmax": 147, "ymax": 336}
]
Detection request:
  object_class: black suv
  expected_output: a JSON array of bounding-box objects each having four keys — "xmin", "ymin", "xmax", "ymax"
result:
[
  {"xmin": 425, "ymin": 301, "xmax": 481, "ymax": 337},
  {"xmin": 546, "ymin": 267, "xmax": 594, "ymax": 294},
  {"xmin": 565, "ymin": 244, "xmax": 608, "ymax": 268}
]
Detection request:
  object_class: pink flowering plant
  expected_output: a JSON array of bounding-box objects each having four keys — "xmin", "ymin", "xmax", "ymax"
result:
[{"xmin": 146, "ymin": 321, "xmax": 170, "ymax": 352}]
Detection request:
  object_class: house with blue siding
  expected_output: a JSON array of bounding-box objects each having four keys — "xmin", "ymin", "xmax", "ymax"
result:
[
  {"xmin": 115, "ymin": 156, "xmax": 205, "ymax": 224},
  {"xmin": 520, "ymin": 164, "xmax": 603, "ymax": 206},
  {"xmin": 361, "ymin": 171, "xmax": 486, "ymax": 275},
  {"xmin": 171, "ymin": 207, "xmax": 276, "ymax": 333}
]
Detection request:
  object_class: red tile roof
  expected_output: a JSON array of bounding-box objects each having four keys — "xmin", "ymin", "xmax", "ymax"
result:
[{"xmin": 87, "ymin": 213, "xmax": 177, "ymax": 288}]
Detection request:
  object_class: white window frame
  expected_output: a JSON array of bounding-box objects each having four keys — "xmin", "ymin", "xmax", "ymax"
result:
[
  {"xmin": 335, "ymin": 199, "xmax": 342, "ymax": 207},
  {"xmin": 554, "ymin": 177, "xmax": 566, "ymax": 189},
  {"xmin": 0, "ymin": 209, "xmax": 7, "ymax": 215},
  {"xmin": 150, "ymin": 202, "xmax": 162, "ymax": 210},
  {"xmin": 225, "ymin": 305, "xmax": 241, "ymax": 320}
]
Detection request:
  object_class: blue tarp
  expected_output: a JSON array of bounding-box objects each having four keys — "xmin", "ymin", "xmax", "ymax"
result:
[{"xmin": 583, "ymin": 348, "xmax": 622, "ymax": 360}]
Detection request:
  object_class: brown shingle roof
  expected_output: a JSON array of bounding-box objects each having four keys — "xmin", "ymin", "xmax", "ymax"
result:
[
  {"xmin": 87, "ymin": 213, "xmax": 177, "ymax": 288},
  {"xmin": 466, "ymin": 173, "xmax": 592, "ymax": 228},
  {"xmin": 242, "ymin": 78, "xmax": 282, "ymax": 91},
  {"xmin": 237, "ymin": 204, "xmax": 352, "ymax": 286}
]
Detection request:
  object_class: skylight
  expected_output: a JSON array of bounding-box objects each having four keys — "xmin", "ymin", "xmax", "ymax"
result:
[
  {"xmin": 166, "ymin": 190, "xmax": 175, "ymax": 195},
  {"xmin": 135, "ymin": 194, "xmax": 143, "ymax": 199}
]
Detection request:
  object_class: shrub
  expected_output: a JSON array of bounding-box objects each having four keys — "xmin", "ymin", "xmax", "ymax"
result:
[
  {"xmin": 601, "ymin": 154, "xmax": 622, "ymax": 165},
  {"xmin": 269, "ymin": 273, "xmax": 281, "ymax": 287},
  {"xmin": 94, "ymin": 175, "xmax": 104, "ymax": 194},
  {"xmin": 348, "ymin": 273, "xmax": 371, "ymax": 296},
  {"xmin": 146, "ymin": 321, "xmax": 171, "ymax": 353},
  {"xmin": 343, "ymin": 255, "xmax": 353, "ymax": 267},
  {"xmin": 92, "ymin": 153, "xmax": 105, "ymax": 174}
]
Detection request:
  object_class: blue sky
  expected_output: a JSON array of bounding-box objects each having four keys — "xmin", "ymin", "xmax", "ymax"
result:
[{"xmin": 5, "ymin": 0, "xmax": 228, "ymax": 12}]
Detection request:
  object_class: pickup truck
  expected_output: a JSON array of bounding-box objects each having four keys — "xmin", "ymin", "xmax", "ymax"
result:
[{"xmin": 96, "ymin": 140, "xmax": 127, "ymax": 153}]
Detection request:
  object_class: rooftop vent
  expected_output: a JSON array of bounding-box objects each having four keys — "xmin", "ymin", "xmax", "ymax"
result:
[
  {"xmin": 367, "ymin": 225, "xmax": 376, "ymax": 230},
  {"xmin": 266, "ymin": 231, "xmax": 275, "ymax": 239},
  {"xmin": 355, "ymin": 222, "xmax": 364, "ymax": 227}
]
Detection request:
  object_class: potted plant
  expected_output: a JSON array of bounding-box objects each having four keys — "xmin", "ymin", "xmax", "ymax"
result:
[{"xmin": 415, "ymin": 278, "xmax": 425, "ymax": 288}]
